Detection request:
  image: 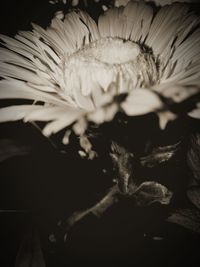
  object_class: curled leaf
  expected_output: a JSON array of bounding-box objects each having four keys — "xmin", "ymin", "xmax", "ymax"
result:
[
  {"xmin": 140, "ymin": 142, "xmax": 180, "ymax": 168},
  {"xmin": 133, "ymin": 181, "xmax": 173, "ymax": 206}
]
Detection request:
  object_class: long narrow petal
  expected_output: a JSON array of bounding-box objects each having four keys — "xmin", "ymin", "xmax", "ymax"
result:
[
  {"xmin": 0, "ymin": 105, "xmax": 43, "ymax": 123},
  {"xmin": 42, "ymin": 110, "xmax": 84, "ymax": 136},
  {"xmin": 0, "ymin": 79, "xmax": 67, "ymax": 106}
]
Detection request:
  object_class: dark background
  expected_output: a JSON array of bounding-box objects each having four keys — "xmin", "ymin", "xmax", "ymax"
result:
[{"xmin": 0, "ymin": 1, "xmax": 200, "ymax": 266}]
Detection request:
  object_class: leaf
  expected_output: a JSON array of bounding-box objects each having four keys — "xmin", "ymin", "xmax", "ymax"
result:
[
  {"xmin": 0, "ymin": 139, "xmax": 31, "ymax": 162},
  {"xmin": 133, "ymin": 181, "xmax": 173, "ymax": 206},
  {"xmin": 187, "ymin": 133, "xmax": 200, "ymax": 181},
  {"xmin": 140, "ymin": 142, "xmax": 180, "ymax": 168},
  {"xmin": 187, "ymin": 186, "xmax": 200, "ymax": 210},
  {"xmin": 110, "ymin": 142, "xmax": 133, "ymax": 194},
  {"xmin": 167, "ymin": 209, "xmax": 200, "ymax": 234},
  {"xmin": 15, "ymin": 230, "xmax": 46, "ymax": 267}
]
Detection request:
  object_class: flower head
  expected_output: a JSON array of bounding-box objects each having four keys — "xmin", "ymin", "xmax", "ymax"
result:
[{"xmin": 0, "ymin": 1, "xmax": 200, "ymax": 141}]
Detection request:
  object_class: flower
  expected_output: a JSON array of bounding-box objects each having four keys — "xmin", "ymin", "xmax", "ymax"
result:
[
  {"xmin": 114, "ymin": 0, "xmax": 198, "ymax": 7},
  {"xmin": 0, "ymin": 1, "xmax": 200, "ymax": 141}
]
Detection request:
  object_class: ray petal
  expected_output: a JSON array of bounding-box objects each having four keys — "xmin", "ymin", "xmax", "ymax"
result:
[
  {"xmin": 145, "ymin": 4, "xmax": 189, "ymax": 56},
  {"xmin": 0, "ymin": 105, "xmax": 43, "ymax": 123},
  {"xmin": 23, "ymin": 106, "xmax": 77, "ymax": 122},
  {"xmin": 123, "ymin": 1, "xmax": 153, "ymax": 42},
  {"xmin": 0, "ymin": 79, "xmax": 67, "ymax": 106},
  {"xmin": 42, "ymin": 110, "xmax": 84, "ymax": 136}
]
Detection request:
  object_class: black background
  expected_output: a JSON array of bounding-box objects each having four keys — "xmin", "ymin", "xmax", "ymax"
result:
[{"xmin": 0, "ymin": 1, "xmax": 200, "ymax": 266}]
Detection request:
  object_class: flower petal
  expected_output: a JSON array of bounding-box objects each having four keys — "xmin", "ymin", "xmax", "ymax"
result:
[
  {"xmin": 0, "ymin": 79, "xmax": 67, "ymax": 106},
  {"xmin": 121, "ymin": 88, "xmax": 163, "ymax": 116},
  {"xmin": 188, "ymin": 102, "xmax": 200, "ymax": 119},
  {"xmin": 145, "ymin": 4, "xmax": 189, "ymax": 56},
  {"xmin": 42, "ymin": 110, "xmax": 84, "ymax": 136},
  {"xmin": 123, "ymin": 1, "xmax": 153, "ymax": 42},
  {"xmin": 0, "ymin": 105, "xmax": 43, "ymax": 123}
]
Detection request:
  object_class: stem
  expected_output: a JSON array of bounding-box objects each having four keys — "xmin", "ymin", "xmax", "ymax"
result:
[{"xmin": 49, "ymin": 185, "xmax": 119, "ymax": 242}]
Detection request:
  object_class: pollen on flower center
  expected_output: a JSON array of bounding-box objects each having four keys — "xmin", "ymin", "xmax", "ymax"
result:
[{"xmin": 82, "ymin": 38, "xmax": 141, "ymax": 65}]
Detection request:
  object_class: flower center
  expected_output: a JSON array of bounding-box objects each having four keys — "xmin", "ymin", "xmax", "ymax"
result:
[
  {"xmin": 80, "ymin": 38, "xmax": 141, "ymax": 64},
  {"xmin": 62, "ymin": 38, "xmax": 159, "ymax": 109}
]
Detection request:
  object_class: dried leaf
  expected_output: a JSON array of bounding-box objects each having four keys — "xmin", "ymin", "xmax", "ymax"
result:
[
  {"xmin": 0, "ymin": 139, "xmax": 31, "ymax": 162},
  {"xmin": 110, "ymin": 142, "xmax": 133, "ymax": 194},
  {"xmin": 15, "ymin": 230, "xmax": 46, "ymax": 267},
  {"xmin": 167, "ymin": 209, "xmax": 200, "ymax": 234},
  {"xmin": 140, "ymin": 142, "xmax": 180, "ymax": 168},
  {"xmin": 187, "ymin": 186, "xmax": 200, "ymax": 210},
  {"xmin": 133, "ymin": 181, "xmax": 173, "ymax": 206},
  {"xmin": 187, "ymin": 134, "xmax": 200, "ymax": 181}
]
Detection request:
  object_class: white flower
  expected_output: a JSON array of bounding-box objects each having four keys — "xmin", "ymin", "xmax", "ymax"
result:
[
  {"xmin": 0, "ymin": 1, "xmax": 200, "ymax": 140},
  {"xmin": 114, "ymin": 0, "xmax": 198, "ymax": 7}
]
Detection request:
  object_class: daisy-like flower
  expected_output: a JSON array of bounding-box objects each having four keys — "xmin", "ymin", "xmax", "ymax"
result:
[
  {"xmin": 0, "ymin": 1, "xmax": 200, "ymax": 143},
  {"xmin": 114, "ymin": 0, "xmax": 198, "ymax": 7}
]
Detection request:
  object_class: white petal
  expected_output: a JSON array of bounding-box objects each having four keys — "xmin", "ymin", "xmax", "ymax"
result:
[
  {"xmin": 73, "ymin": 86, "xmax": 94, "ymax": 111},
  {"xmin": 91, "ymin": 86, "xmax": 114, "ymax": 108},
  {"xmin": 145, "ymin": 4, "xmax": 189, "ymax": 56},
  {"xmin": 0, "ymin": 62, "xmax": 45, "ymax": 85},
  {"xmin": 42, "ymin": 110, "xmax": 84, "ymax": 136},
  {"xmin": 64, "ymin": 12, "xmax": 90, "ymax": 50},
  {"xmin": 62, "ymin": 129, "xmax": 71, "ymax": 145},
  {"xmin": 23, "ymin": 106, "xmax": 75, "ymax": 122},
  {"xmin": 32, "ymin": 23, "xmax": 69, "ymax": 55},
  {"xmin": 157, "ymin": 111, "xmax": 177, "ymax": 130},
  {"xmin": 188, "ymin": 103, "xmax": 200, "ymax": 119},
  {"xmin": 0, "ymin": 79, "xmax": 66, "ymax": 106},
  {"xmin": 155, "ymin": 84, "xmax": 199, "ymax": 103},
  {"xmin": 98, "ymin": 12, "xmax": 111, "ymax": 38},
  {"xmin": 0, "ymin": 47, "xmax": 36, "ymax": 71},
  {"xmin": 78, "ymin": 11, "xmax": 100, "ymax": 41},
  {"xmin": 121, "ymin": 88, "xmax": 163, "ymax": 116},
  {"xmin": 123, "ymin": 1, "xmax": 153, "ymax": 42},
  {"xmin": 0, "ymin": 105, "xmax": 43, "ymax": 123}
]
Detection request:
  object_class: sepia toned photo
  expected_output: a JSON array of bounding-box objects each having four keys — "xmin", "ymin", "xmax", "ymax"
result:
[{"xmin": 0, "ymin": 0, "xmax": 200, "ymax": 266}]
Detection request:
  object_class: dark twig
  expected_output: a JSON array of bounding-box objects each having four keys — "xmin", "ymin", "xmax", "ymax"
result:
[{"xmin": 49, "ymin": 185, "xmax": 119, "ymax": 242}]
